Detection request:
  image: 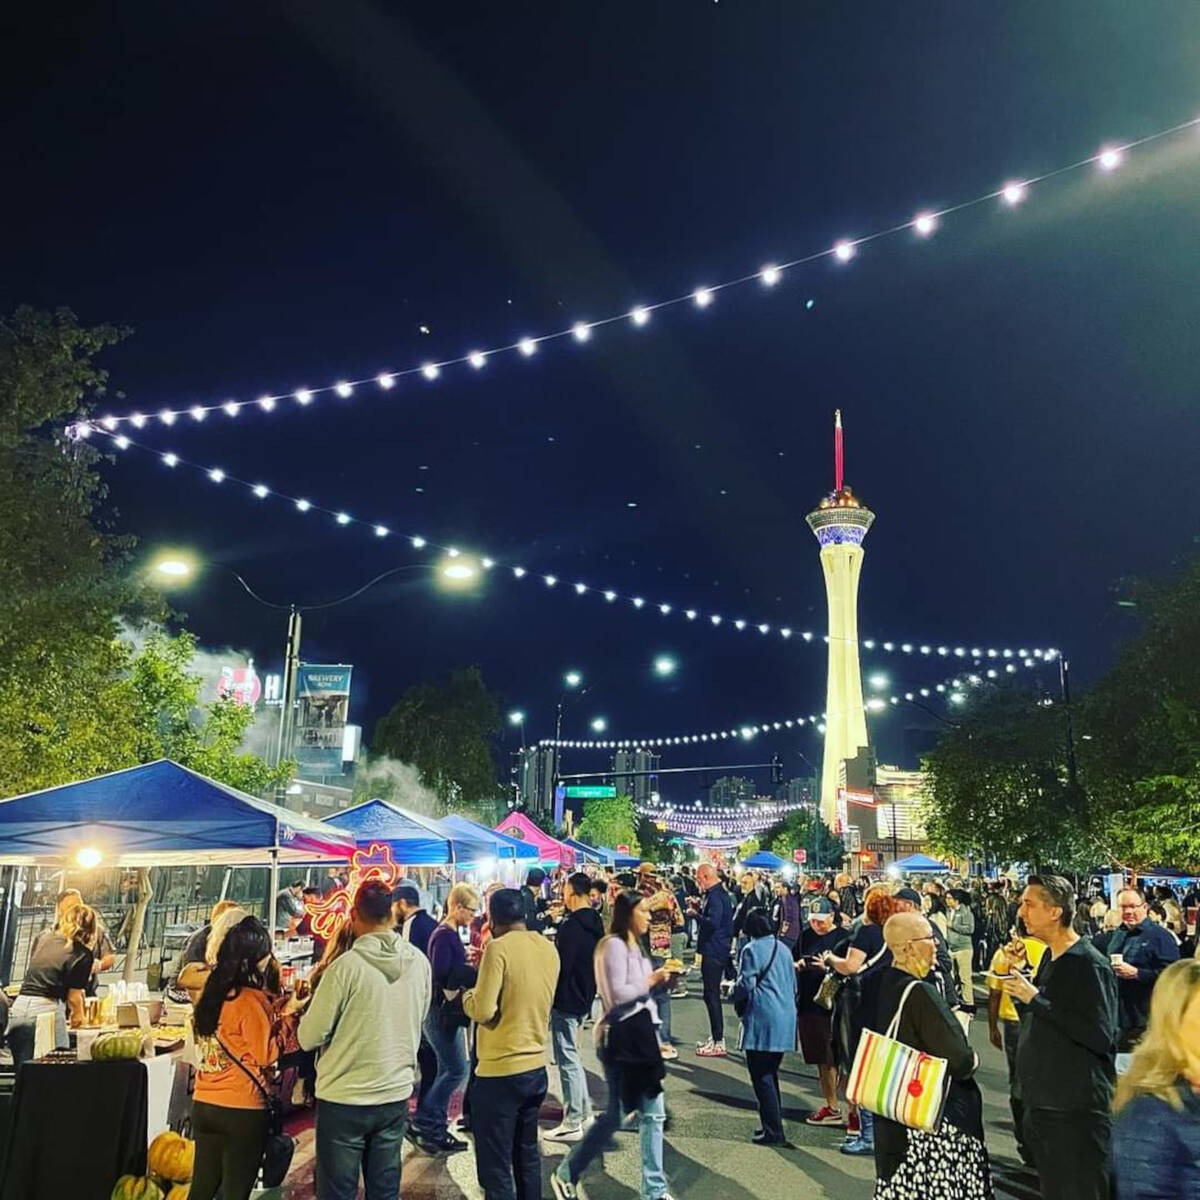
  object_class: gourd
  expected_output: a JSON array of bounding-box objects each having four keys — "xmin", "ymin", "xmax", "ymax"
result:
[
  {"xmin": 110, "ymin": 1177, "xmax": 164, "ymax": 1200},
  {"xmin": 148, "ymin": 1130, "xmax": 195, "ymax": 1182},
  {"xmin": 92, "ymin": 1029, "xmax": 144, "ymax": 1061},
  {"xmin": 165, "ymin": 1186, "xmax": 189, "ymax": 1200}
]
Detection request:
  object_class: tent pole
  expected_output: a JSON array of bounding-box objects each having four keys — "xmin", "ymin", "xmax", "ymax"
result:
[
  {"xmin": 219, "ymin": 867, "xmax": 232, "ymax": 903},
  {"xmin": 268, "ymin": 847, "xmax": 280, "ymax": 940}
]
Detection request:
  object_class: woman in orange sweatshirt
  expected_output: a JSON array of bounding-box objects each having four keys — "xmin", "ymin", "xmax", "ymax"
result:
[{"xmin": 191, "ymin": 915, "xmax": 280, "ymax": 1200}]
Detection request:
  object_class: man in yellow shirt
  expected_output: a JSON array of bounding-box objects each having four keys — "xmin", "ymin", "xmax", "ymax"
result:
[
  {"xmin": 987, "ymin": 926, "xmax": 1047, "ymax": 1166},
  {"xmin": 463, "ymin": 887, "xmax": 559, "ymax": 1200}
]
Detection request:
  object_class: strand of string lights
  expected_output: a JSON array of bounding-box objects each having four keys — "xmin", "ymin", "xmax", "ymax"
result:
[
  {"xmin": 68, "ymin": 113, "xmax": 1200, "ymax": 437},
  {"xmin": 92, "ymin": 426, "xmax": 1057, "ymax": 663},
  {"xmin": 538, "ymin": 667, "xmax": 1024, "ymax": 751}
]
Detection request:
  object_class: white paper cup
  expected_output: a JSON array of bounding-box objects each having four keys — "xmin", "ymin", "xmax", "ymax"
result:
[{"xmin": 1110, "ymin": 953, "xmax": 1124, "ymax": 966}]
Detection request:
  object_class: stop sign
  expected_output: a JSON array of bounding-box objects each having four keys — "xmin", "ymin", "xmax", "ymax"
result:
[{"xmin": 793, "ymin": 848, "xmax": 807, "ymax": 864}]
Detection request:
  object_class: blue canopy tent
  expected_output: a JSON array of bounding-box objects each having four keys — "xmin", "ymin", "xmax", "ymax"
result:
[
  {"xmin": 325, "ymin": 800, "xmax": 496, "ymax": 868},
  {"xmin": 893, "ymin": 853, "xmax": 951, "ymax": 873},
  {"xmin": 565, "ymin": 838, "xmax": 640, "ymax": 870},
  {"xmin": 0, "ymin": 759, "xmax": 359, "ymax": 933},
  {"xmin": 743, "ymin": 850, "xmax": 786, "ymax": 871},
  {"xmin": 441, "ymin": 815, "xmax": 538, "ymax": 863}
]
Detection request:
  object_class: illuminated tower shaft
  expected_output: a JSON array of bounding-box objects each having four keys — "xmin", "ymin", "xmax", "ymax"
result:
[{"xmin": 805, "ymin": 411, "xmax": 875, "ymax": 829}]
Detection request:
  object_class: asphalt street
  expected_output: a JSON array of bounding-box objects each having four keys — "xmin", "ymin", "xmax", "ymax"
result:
[{"xmin": 279, "ymin": 972, "xmax": 1044, "ymax": 1199}]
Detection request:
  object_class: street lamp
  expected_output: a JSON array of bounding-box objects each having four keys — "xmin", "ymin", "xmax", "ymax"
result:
[
  {"xmin": 564, "ymin": 671, "xmax": 583, "ymax": 689},
  {"xmin": 590, "ymin": 717, "xmax": 607, "ymax": 733},
  {"xmin": 508, "ymin": 710, "xmax": 526, "ymax": 749},
  {"xmin": 653, "ymin": 655, "xmax": 677, "ymax": 677},
  {"xmin": 868, "ymin": 673, "xmax": 889, "ymax": 690}
]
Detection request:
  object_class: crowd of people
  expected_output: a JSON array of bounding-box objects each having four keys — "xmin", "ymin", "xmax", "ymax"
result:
[{"xmin": 18, "ymin": 862, "xmax": 1198, "ymax": 1199}]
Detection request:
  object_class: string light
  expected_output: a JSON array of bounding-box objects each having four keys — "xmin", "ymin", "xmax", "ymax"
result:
[
  {"xmin": 67, "ymin": 113, "xmax": 1200, "ymax": 436},
  {"xmin": 95, "ymin": 428, "xmax": 1058, "ymax": 663}
]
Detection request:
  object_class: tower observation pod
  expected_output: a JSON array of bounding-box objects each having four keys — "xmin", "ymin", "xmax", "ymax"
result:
[{"xmin": 805, "ymin": 410, "xmax": 875, "ymax": 830}]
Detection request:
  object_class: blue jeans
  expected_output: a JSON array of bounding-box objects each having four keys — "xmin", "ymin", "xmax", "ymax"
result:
[
  {"xmin": 316, "ymin": 1097, "xmax": 408, "ymax": 1200},
  {"xmin": 551, "ymin": 1009, "xmax": 592, "ymax": 1126},
  {"xmin": 560, "ymin": 1059, "xmax": 668, "ymax": 1200},
  {"xmin": 414, "ymin": 1011, "xmax": 469, "ymax": 1138},
  {"xmin": 650, "ymin": 955, "xmax": 672, "ymax": 1042}
]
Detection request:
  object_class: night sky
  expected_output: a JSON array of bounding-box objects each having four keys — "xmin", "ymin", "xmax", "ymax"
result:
[{"xmin": 4, "ymin": 3, "xmax": 1199, "ymax": 794}]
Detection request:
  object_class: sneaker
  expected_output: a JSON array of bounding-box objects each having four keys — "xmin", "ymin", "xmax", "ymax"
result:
[
  {"xmin": 670, "ymin": 986, "xmax": 688, "ymax": 998},
  {"xmin": 550, "ymin": 1171, "xmax": 579, "ymax": 1200},
  {"xmin": 805, "ymin": 1106, "xmax": 845, "ymax": 1127},
  {"xmin": 695, "ymin": 1039, "xmax": 727, "ymax": 1057},
  {"xmin": 839, "ymin": 1136, "xmax": 874, "ymax": 1156},
  {"xmin": 846, "ymin": 1110, "xmax": 861, "ymax": 1137},
  {"xmin": 543, "ymin": 1123, "xmax": 584, "ymax": 1143},
  {"xmin": 752, "ymin": 1130, "xmax": 785, "ymax": 1145},
  {"xmin": 404, "ymin": 1125, "xmax": 422, "ymax": 1146},
  {"xmin": 434, "ymin": 1133, "xmax": 468, "ymax": 1154},
  {"xmin": 659, "ymin": 1043, "xmax": 679, "ymax": 1061}
]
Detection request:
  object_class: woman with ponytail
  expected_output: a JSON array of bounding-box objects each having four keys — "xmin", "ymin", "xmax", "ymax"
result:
[{"xmin": 191, "ymin": 914, "xmax": 279, "ymax": 1200}]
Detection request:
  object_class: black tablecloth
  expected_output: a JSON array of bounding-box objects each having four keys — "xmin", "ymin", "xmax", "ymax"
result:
[{"xmin": 1, "ymin": 1059, "xmax": 148, "ymax": 1200}]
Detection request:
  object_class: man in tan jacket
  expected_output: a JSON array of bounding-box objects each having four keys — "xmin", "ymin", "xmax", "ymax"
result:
[{"xmin": 463, "ymin": 887, "xmax": 559, "ymax": 1199}]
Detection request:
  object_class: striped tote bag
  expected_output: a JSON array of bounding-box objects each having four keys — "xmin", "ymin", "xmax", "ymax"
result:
[{"xmin": 847, "ymin": 979, "xmax": 950, "ymax": 1131}]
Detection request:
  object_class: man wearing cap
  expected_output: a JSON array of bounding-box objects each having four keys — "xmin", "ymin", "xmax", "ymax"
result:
[
  {"xmin": 795, "ymin": 897, "xmax": 849, "ymax": 1125},
  {"xmin": 892, "ymin": 886, "xmax": 963, "ymax": 1011},
  {"xmin": 521, "ymin": 868, "xmax": 549, "ymax": 934},
  {"xmin": 463, "ymin": 887, "xmax": 560, "ymax": 1200}
]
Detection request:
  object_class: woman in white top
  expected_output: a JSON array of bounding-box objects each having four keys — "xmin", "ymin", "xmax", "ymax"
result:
[{"xmin": 553, "ymin": 890, "xmax": 673, "ymax": 1200}]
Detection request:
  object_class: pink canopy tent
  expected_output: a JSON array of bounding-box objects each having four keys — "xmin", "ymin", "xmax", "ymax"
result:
[{"xmin": 493, "ymin": 812, "xmax": 576, "ymax": 867}]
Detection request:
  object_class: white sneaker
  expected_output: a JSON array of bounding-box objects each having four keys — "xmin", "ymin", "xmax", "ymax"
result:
[
  {"xmin": 544, "ymin": 1123, "xmax": 584, "ymax": 1143},
  {"xmin": 695, "ymin": 1038, "xmax": 727, "ymax": 1057}
]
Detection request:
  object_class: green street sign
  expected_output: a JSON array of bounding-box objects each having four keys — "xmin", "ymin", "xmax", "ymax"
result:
[{"xmin": 565, "ymin": 785, "xmax": 617, "ymax": 799}]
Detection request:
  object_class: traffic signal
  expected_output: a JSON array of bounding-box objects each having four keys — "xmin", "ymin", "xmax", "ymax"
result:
[{"xmin": 770, "ymin": 754, "xmax": 783, "ymax": 785}]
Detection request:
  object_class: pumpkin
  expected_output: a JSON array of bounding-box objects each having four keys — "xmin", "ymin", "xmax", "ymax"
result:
[
  {"xmin": 165, "ymin": 1186, "xmax": 189, "ymax": 1200},
  {"xmin": 92, "ymin": 1029, "xmax": 144, "ymax": 1061},
  {"xmin": 148, "ymin": 1130, "xmax": 194, "ymax": 1182},
  {"xmin": 111, "ymin": 1176, "xmax": 164, "ymax": 1200}
]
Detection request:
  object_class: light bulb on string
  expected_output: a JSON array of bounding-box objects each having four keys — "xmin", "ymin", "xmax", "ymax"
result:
[
  {"xmin": 518, "ymin": 338, "xmax": 537, "ymax": 356},
  {"xmin": 572, "ymin": 323, "xmax": 591, "ymax": 342},
  {"xmin": 913, "ymin": 213, "xmax": 938, "ymax": 236},
  {"xmin": 834, "ymin": 240, "xmax": 856, "ymax": 262}
]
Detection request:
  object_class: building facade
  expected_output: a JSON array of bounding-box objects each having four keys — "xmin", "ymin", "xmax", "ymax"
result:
[{"xmin": 611, "ymin": 749, "xmax": 661, "ymax": 807}]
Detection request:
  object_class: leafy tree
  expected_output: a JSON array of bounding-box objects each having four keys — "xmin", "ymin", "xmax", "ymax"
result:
[
  {"xmin": 738, "ymin": 836, "xmax": 761, "ymax": 859},
  {"xmin": 0, "ymin": 306, "xmax": 159, "ymax": 793},
  {"xmin": 919, "ymin": 685, "xmax": 1092, "ymax": 870},
  {"xmin": 765, "ymin": 808, "xmax": 844, "ymax": 870},
  {"xmin": 371, "ymin": 667, "xmax": 504, "ymax": 818},
  {"xmin": 1080, "ymin": 559, "xmax": 1200, "ymax": 869},
  {"xmin": 635, "ymin": 816, "xmax": 673, "ymax": 866},
  {"xmin": 577, "ymin": 793, "xmax": 640, "ymax": 854}
]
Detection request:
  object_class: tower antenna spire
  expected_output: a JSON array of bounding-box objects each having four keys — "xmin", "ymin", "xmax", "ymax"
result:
[{"xmin": 834, "ymin": 409, "xmax": 844, "ymax": 493}]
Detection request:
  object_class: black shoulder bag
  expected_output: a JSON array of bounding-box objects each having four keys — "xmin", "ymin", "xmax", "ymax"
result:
[
  {"xmin": 732, "ymin": 937, "xmax": 780, "ymax": 1019},
  {"xmin": 215, "ymin": 1035, "xmax": 296, "ymax": 1188}
]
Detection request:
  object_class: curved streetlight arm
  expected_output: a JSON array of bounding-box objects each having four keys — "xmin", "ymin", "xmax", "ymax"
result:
[{"xmin": 223, "ymin": 563, "xmax": 435, "ymax": 613}]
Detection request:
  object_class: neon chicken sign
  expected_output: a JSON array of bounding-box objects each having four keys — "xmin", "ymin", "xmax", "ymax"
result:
[{"xmin": 303, "ymin": 841, "xmax": 401, "ymax": 941}]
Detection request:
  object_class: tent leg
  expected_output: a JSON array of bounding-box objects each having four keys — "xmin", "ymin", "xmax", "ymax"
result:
[
  {"xmin": 268, "ymin": 848, "xmax": 279, "ymax": 941},
  {"xmin": 219, "ymin": 867, "xmax": 232, "ymax": 903}
]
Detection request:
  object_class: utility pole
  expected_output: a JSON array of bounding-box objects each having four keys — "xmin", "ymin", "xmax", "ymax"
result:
[
  {"xmin": 275, "ymin": 606, "xmax": 302, "ymax": 780},
  {"xmin": 1059, "ymin": 657, "xmax": 1079, "ymax": 795}
]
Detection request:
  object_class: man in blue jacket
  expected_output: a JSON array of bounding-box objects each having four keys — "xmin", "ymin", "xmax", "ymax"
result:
[
  {"xmin": 1108, "ymin": 886, "xmax": 1179, "ymax": 1066},
  {"xmin": 694, "ymin": 863, "xmax": 734, "ymax": 1057}
]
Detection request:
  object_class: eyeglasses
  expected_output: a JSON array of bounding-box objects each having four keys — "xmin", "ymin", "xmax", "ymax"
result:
[{"xmin": 904, "ymin": 935, "xmax": 936, "ymax": 946}]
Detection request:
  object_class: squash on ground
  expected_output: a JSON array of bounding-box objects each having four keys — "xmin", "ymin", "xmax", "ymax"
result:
[
  {"xmin": 111, "ymin": 1176, "xmax": 164, "ymax": 1200},
  {"xmin": 148, "ymin": 1129, "xmax": 194, "ymax": 1182}
]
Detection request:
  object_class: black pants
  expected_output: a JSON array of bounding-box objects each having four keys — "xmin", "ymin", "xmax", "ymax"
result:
[
  {"xmin": 472, "ymin": 1067, "xmax": 547, "ymax": 1200},
  {"xmin": 701, "ymin": 955, "xmax": 728, "ymax": 1041},
  {"xmin": 745, "ymin": 1050, "xmax": 784, "ymax": 1141},
  {"xmin": 1023, "ymin": 1107, "xmax": 1111, "ymax": 1200},
  {"xmin": 190, "ymin": 1100, "xmax": 267, "ymax": 1200},
  {"xmin": 417, "ymin": 1033, "xmax": 438, "ymax": 1108}
]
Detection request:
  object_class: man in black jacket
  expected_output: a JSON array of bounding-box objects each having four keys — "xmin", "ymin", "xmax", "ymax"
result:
[
  {"xmin": 1005, "ymin": 874, "xmax": 1118, "ymax": 1200},
  {"xmin": 1107, "ymin": 886, "xmax": 1179, "ymax": 1062},
  {"xmin": 522, "ymin": 868, "xmax": 549, "ymax": 934},
  {"xmin": 393, "ymin": 884, "xmax": 440, "ymax": 1119},
  {"xmin": 544, "ymin": 873, "xmax": 604, "ymax": 1142}
]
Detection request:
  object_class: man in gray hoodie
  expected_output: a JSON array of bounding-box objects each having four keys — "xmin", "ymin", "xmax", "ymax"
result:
[{"xmin": 298, "ymin": 879, "xmax": 432, "ymax": 1200}]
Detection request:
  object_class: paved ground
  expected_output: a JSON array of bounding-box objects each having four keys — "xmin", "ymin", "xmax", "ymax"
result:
[{"xmin": 274, "ymin": 974, "xmax": 1045, "ymax": 1198}]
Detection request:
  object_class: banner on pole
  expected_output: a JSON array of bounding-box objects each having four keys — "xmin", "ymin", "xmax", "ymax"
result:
[{"xmin": 294, "ymin": 664, "xmax": 353, "ymax": 774}]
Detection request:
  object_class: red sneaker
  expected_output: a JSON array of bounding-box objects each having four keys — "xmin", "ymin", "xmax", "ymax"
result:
[
  {"xmin": 846, "ymin": 1110, "xmax": 861, "ymax": 1136},
  {"xmin": 805, "ymin": 1106, "xmax": 846, "ymax": 1127}
]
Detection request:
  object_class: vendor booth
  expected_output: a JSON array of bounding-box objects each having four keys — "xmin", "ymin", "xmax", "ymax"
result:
[
  {"xmin": 325, "ymin": 799, "xmax": 497, "ymax": 868},
  {"xmin": 565, "ymin": 837, "xmax": 639, "ymax": 870},
  {"xmin": 892, "ymin": 852, "xmax": 951, "ymax": 873},
  {"xmin": 0, "ymin": 759, "xmax": 356, "ymax": 1200}
]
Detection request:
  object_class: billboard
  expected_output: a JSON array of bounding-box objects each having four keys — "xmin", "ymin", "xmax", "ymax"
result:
[
  {"xmin": 217, "ymin": 663, "xmax": 262, "ymax": 707},
  {"xmin": 294, "ymin": 664, "xmax": 353, "ymax": 775}
]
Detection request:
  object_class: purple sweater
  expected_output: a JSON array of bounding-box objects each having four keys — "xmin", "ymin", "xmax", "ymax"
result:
[
  {"xmin": 595, "ymin": 935, "xmax": 659, "ymax": 1026},
  {"xmin": 427, "ymin": 924, "xmax": 473, "ymax": 991}
]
